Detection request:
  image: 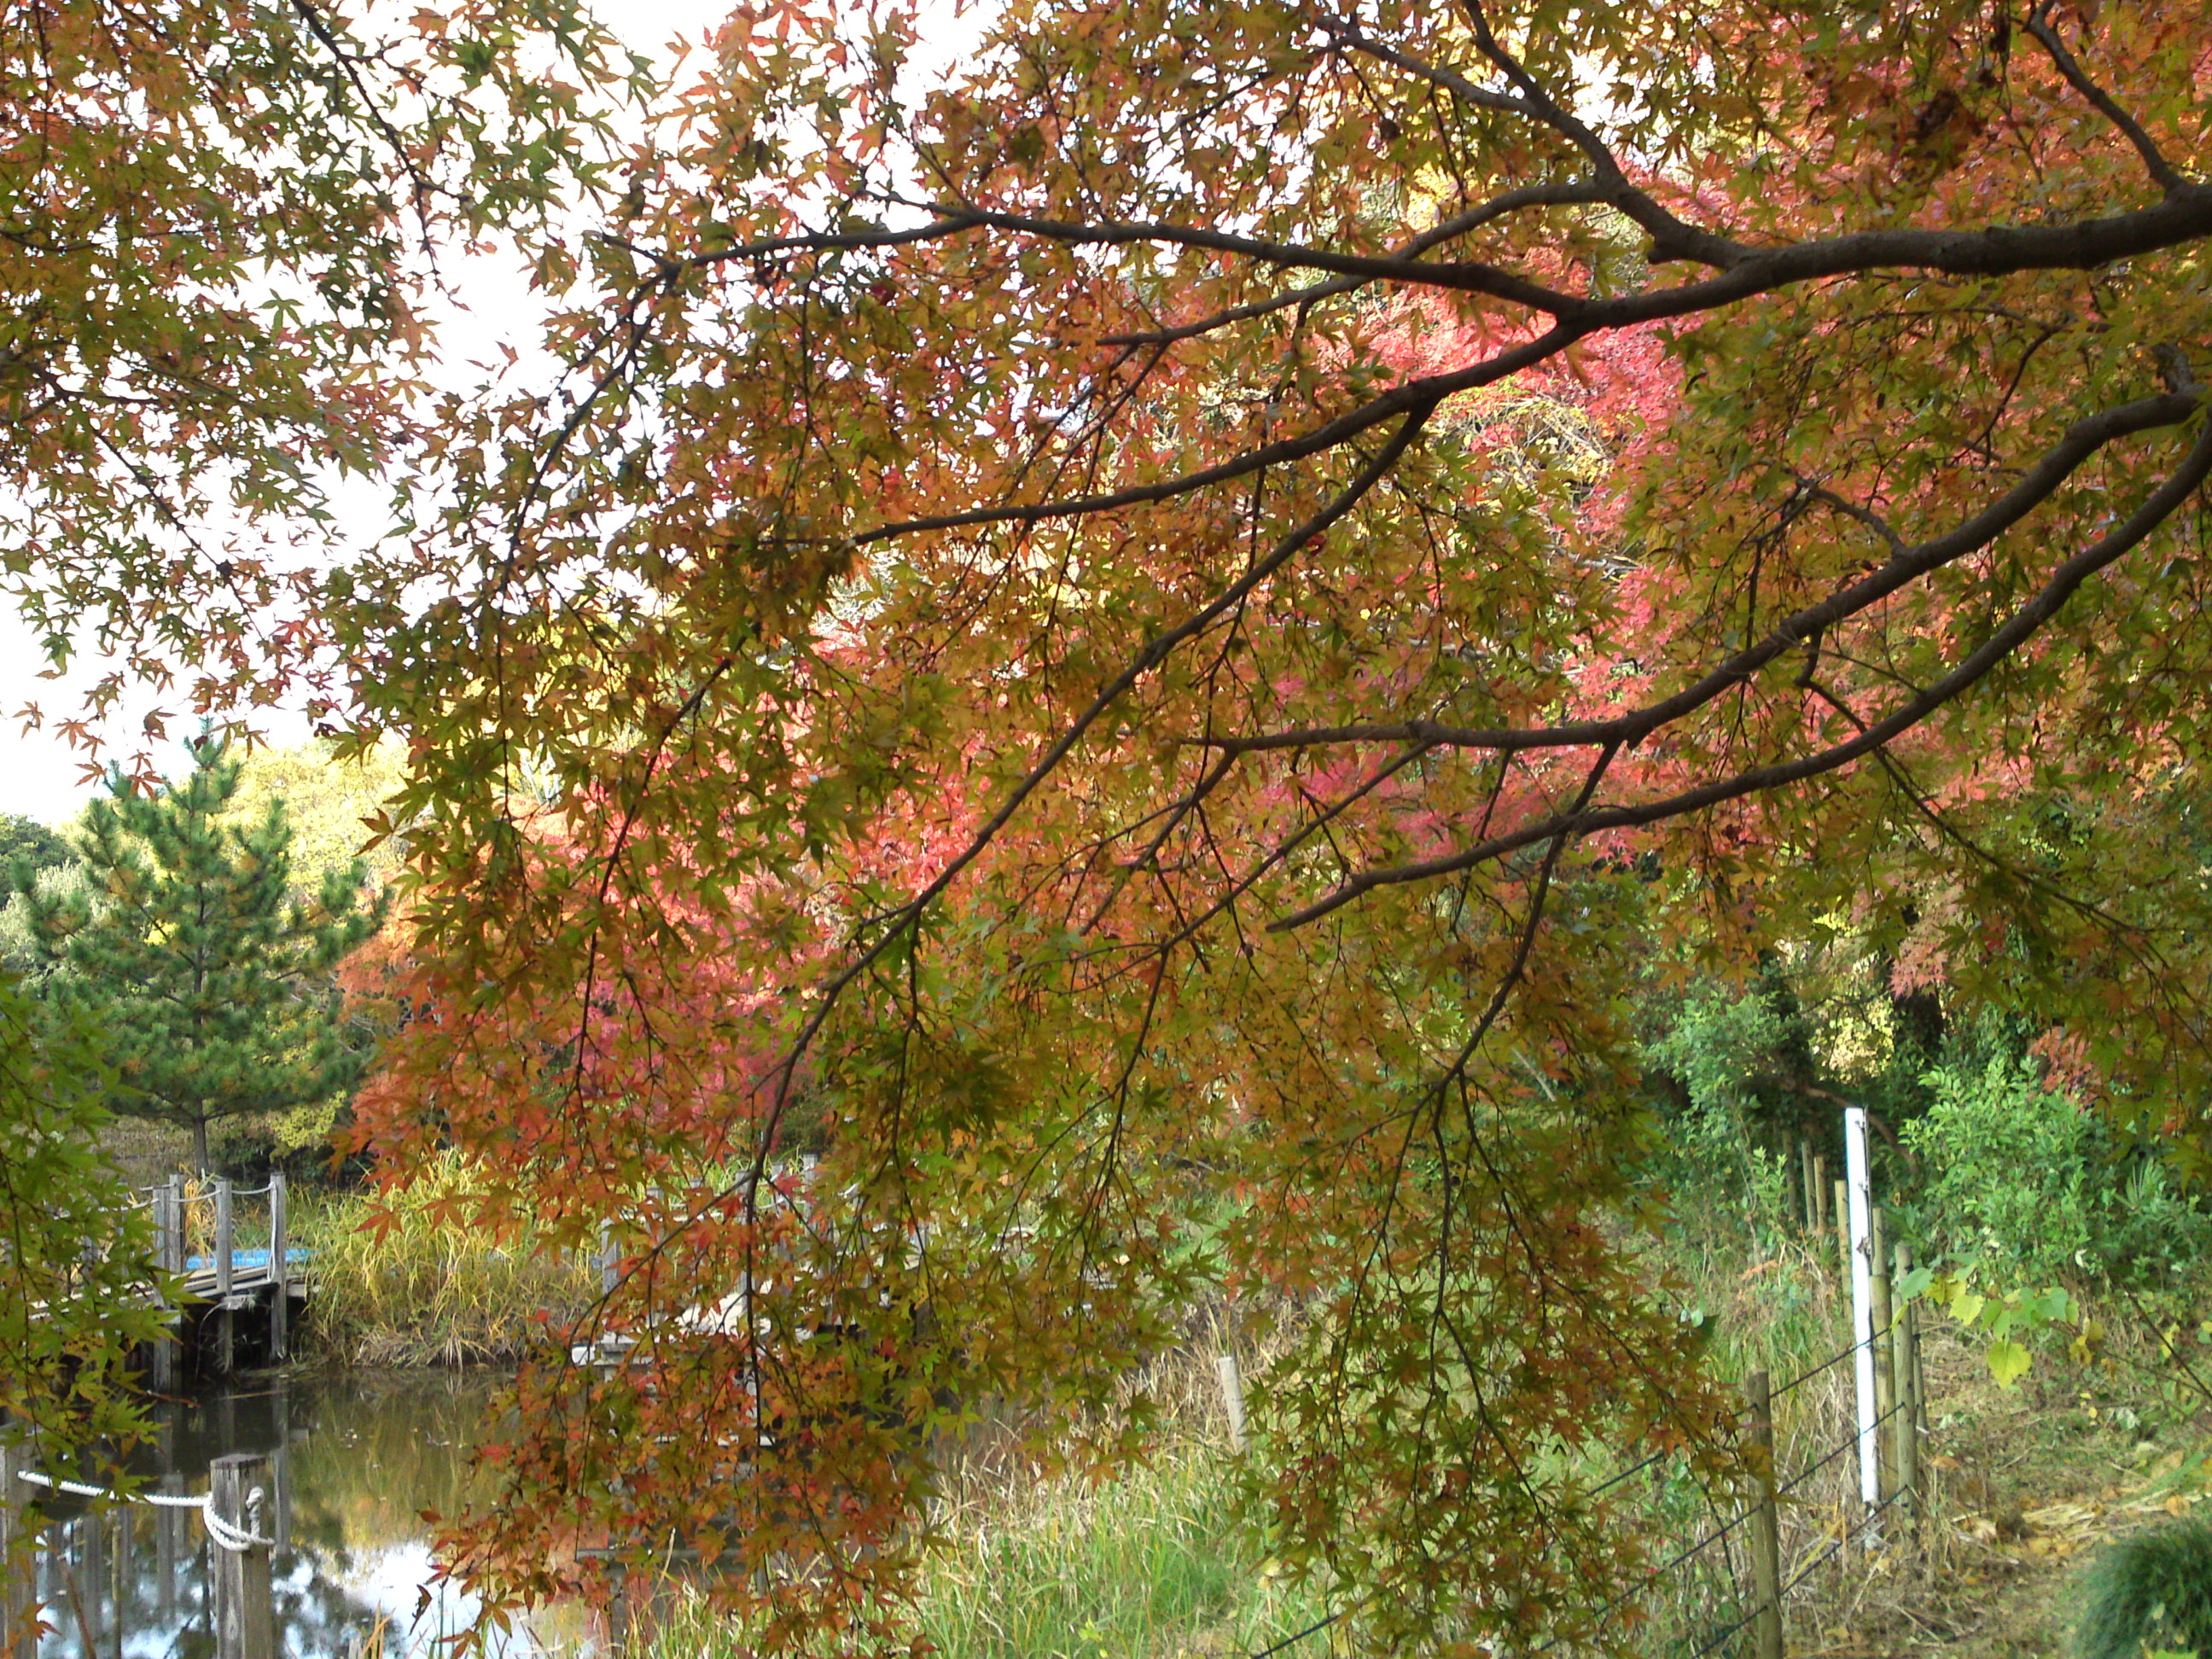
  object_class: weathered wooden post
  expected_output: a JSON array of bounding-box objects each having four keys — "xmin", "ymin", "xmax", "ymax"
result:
[
  {"xmin": 1892, "ymin": 1240, "xmax": 1920, "ymax": 1531},
  {"xmin": 214, "ymin": 1179, "xmax": 235, "ymax": 1376},
  {"xmin": 1743, "ymin": 1371, "xmax": 1784, "ymax": 1659},
  {"xmin": 148, "ymin": 1184, "xmax": 177, "ymax": 1394},
  {"xmin": 271, "ymin": 1379, "xmax": 291, "ymax": 1554},
  {"xmin": 607, "ymin": 1561, "xmax": 631, "ymax": 1655},
  {"xmin": 1215, "ymin": 1353, "xmax": 1248, "ymax": 1453},
  {"xmin": 267, "ymin": 1173, "xmax": 288, "ymax": 1362},
  {"xmin": 1832, "ymin": 1179, "xmax": 1850, "ymax": 1286},
  {"xmin": 210, "ymin": 1452, "xmax": 274, "ymax": 1659},
  {"xmin": 1869, "ymin": 1207, "xmax": 1894, "ymax": 1503},
  {"xmin": 0, "ymin": 1429, "xmax": 38, "ymax": 1659},
  {"xmin": 81, "ymin": 1506, "xmax": 102, "ymax": 1640},
  {"xmin": 1811, "ymin": 1154, "xmax": 1828, "ymax": 1230},
  {"xmin": 109, "ymin": 1506, "xmax": 126, "ymax": 1659},
  {"xmin": 598, "ymin": 1222, "xmax": 620, "ymax": 1297},
  {"xmin": 155, "ymin": 1475, "xmax": 180, "ymax": 1622}
]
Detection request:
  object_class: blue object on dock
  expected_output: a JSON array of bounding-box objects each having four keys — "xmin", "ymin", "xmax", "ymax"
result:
[{"xmin": 184, "ymin": 1247, "xmax": 311, "ymax": 1272}]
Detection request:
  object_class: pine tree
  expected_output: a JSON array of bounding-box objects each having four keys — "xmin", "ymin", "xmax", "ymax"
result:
[{"xmin": 11, "ymin": 736, "xmax": 386, "ymax": 1170}]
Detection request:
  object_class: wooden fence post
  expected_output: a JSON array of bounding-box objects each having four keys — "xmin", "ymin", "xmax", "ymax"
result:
[
  {"xmin": 109, "ymin": 1506, "xmax": 126, "ymax": 1656},
  {"xmin": 1832, "ymin": 1179, "xmax": 1850, "ymax": 1285},
  {"xmin": 268, "ymin": 1173, "xmax": 288, "ymax": 1362},
  {"xmin": 214, "ymin": 1179, "xmax": 235, "ymax": 1376},
  {"xmin": 210, "ymin": 1452, "xmax": 275, "ymax": 1659},
  {"xmin": 271, "ymin": 1380, "xmax": 291, "ymax": 1555},
  {"xmin": 148, "ymin": 1183, "xmax": 178, "ymax": 1394},
  {"xmin": 1892, "ymin": 1241, "xmax": 1920, "ymax": 1531},
  {"xmin": 1869, "ymin": 1208, "xmax": 1894, "ymax": 1503},
  {"xmin": 1743, "ymin": 1371, "xmax": 1784, "ymax": 1659},
  {"xmin": 608, "ymin": 1561, "xmax": 630, "ymax": 1655},
  {"xmin": 155, "ymin": 1474, "xmax": 180, "ymax": 1622},
  {"xmin": 0, "ymin": 1429, "xmax": 38, "ymax": 1659}
]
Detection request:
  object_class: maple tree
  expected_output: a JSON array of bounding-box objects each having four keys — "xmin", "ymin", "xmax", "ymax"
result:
[
  {"xmin": 0, "ymin": 0, "xmax": 641, "ymax": 778},
  {"xmin": 14, "ymin": 0, "xmax": 2212, "ymax": 1649},
  {"xmin": 311, "ymin": 0, "xmax": 2212, "ymax": 1646}
]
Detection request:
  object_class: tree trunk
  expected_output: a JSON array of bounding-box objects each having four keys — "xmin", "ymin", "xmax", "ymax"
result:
[{"xmin": 194, "ymin": 1116, "xmax": 209, "ymax": 1174}]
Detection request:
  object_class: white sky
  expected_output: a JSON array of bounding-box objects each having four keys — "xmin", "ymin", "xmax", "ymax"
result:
[{"xmin": 1, "ymin": 0, "xmax": 982, "ymax": 824}]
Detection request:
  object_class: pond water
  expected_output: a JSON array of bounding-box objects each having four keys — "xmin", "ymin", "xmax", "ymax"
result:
[{"xmin": 19, "ymin": 1371, "xmax": 602, "ymax": 1659}]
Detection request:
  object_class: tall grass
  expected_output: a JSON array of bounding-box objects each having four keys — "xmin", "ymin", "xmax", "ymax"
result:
[
  {"xmin": 300, "ymin": 1155, "xmax": 596, "ymax": 1365},
  {"xmin": 629, "ymin": 1428, "xmax": 1335, "ymax": 1659}
]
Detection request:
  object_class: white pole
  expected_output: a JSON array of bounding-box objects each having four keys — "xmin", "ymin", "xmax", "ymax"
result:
[{"xmin": 1843, "ymin": 1105, "xmax": 1878, "ymax": 1505}]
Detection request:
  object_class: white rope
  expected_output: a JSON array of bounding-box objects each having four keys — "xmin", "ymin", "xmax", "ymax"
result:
[
  {"xmin": 15, "ymin": 1470, "xmax": 271, "ymax": 1549},
  {"xmin": 201, "ymin": 1496, "xmax": 275, "ymax": 1553},
  {"xmin": 15, "ymin": 1471, "xmax": 110, "ymax": 1501}
]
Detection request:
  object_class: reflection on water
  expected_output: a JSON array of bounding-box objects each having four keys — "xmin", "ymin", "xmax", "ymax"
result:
[{"xmin": 24, "ymin": 1371, "xmax": 599, "ymax": 1658}]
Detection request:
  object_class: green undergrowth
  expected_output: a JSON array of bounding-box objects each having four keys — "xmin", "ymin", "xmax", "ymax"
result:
[
  {"xmin": 297, "ymin": 1157, "xmax": 595, "ymax": 1365},
  {"xmin": 632, "ymin": 1435, "xmax": 1335, "ymax": 1659}
]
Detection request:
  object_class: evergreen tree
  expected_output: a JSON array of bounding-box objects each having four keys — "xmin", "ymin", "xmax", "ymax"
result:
[
  {"xmin": 0, "ymin": 815, "xmax": 70, "ymax": 878},
  {"xmin": 11, "ymin": 736, "xmax": 386, "ymax": 1170}
]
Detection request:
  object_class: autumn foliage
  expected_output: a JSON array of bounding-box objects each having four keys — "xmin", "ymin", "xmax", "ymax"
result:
[{"xmin": 16, "ymin": 0, "xmax": 2212, "ymax": 1649}]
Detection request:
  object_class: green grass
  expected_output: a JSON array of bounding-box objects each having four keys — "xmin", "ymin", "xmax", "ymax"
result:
[
  {"xmin": 629, "ymin": 1430, "xmax": 1336, "ymax": 1659},
  {"xmin": 297, "ymin": 1155, "xmax": 596, "ymax": 1365}
]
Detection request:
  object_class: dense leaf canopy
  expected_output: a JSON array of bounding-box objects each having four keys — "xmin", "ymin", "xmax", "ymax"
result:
[
  {"xmin": 0, "ymin": 0, "xmax": 639, "ymax": 774},
  {"xmin": 14, "ymin": 0, "xmax": 2212, "ymax": 1649},
  {"xmin": 318, "ymin": 0, "xmax": 2212, "ymax": 1645}
]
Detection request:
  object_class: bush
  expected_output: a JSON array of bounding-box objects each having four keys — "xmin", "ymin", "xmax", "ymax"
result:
[
  {"xmin": 1901, "ymin": 1056, "xmax": 2212, "ymax": 1288},
  {"xmin": 1641, "ymin": 981, "xmax": 1802, "ymax": 1245},
  {"xmin": 2076, "ymin": 1516, "xmax": 2212, "ymax": 1659}
]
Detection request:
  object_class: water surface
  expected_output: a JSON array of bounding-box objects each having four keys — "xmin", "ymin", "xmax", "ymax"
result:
[{"xmin": 20, "ymin": 1371, "xmax": 601, "ymax": 1658}]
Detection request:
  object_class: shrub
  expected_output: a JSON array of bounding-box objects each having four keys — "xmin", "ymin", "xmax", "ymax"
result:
[
  {"xmin": 1641, "ymin": 981, "xmax": 1802, "ymax": 1246},
  {"xmin": 1902, "ymin": 1056, "xmax": 2212, "ymax": 1288},
  {"xmin": 2076, "ymin": 1517, "xmax": 2212, "ymax": 1659}
]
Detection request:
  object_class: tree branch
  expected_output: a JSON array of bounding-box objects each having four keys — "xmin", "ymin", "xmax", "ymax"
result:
[
  {"xmin": 2023, "ymin": 1, "xmax": 2188, "ymax": 194},
  {"xmin": 1199, "ymin": 387, "xmax": 2201, "ymax": 762},
  {"xmin": 1272, "ymin": 413, "xmax": 2212, "ymax": 928}
]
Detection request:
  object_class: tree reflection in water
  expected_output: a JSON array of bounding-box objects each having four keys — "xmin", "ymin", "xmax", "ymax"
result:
[{"xmin": 22, "ymin": 1371, "xmax": 598, "ymax": 1657}]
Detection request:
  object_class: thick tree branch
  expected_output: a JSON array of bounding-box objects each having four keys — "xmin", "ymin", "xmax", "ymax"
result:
[
  {"xmin": 1099, "ymin": 178, "xmax": 1610, "ymax": 347},
  {"xmin": 1200, "ymin": 387, "xmax": 2201, "ymax": 760},
  {"xmin": 818, "ymin": 189, "xmax": 2212, "ymax": 545},
  {"xmin": 1272, "ymin": 414, "xmax": 2212, "ymax": 928}
]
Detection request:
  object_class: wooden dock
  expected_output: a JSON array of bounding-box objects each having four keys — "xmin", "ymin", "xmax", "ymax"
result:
[{"xmin": 139, "ymin": 1174, "xmax": 310, "ymax": 1386}]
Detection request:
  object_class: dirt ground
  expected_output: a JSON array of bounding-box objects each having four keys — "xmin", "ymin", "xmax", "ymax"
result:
[{"xmin": 1781, "ymin": 1324, "xmax": 2212, "ymax": 1659}]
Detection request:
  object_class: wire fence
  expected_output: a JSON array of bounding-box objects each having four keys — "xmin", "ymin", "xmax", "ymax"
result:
[{"xmin": 1254, "ymin": 1306, "xmax": 1933, "ymax": 1659}]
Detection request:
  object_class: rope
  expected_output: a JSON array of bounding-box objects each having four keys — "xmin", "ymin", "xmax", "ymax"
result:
[
  {"xmin": 15, "ymin": 1470, "xmax": 271, "ymax": 1549},
  {"xmin": 201, "ymin": 1499, "xmax": 276, "ymax": 1553}
]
